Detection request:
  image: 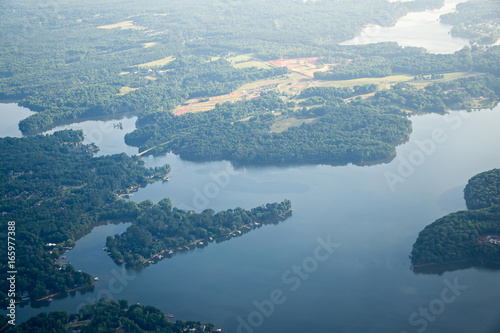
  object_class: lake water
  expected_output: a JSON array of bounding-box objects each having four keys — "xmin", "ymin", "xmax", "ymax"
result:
[
  {"xmin": 0, "ymin": 102, "xmax": 34, "ymax": 138},
  {"xmin": 4, "ymin": 100, "xmax": 500, "ymax": 332},
  {"xmin": 2, "ymin": 7, "xmax": 500, "ymax": 330},
  {"xmin": 340, "ymin": 0, "xmax": 470, "ymax": 54},
  {"xmin": 42, "ymin": 114, "xmax": 139, "ymax": 157}
]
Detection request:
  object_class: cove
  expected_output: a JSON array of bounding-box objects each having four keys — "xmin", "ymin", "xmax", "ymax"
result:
[{"xmin": 9, "ymin": 104, "xmax": 500, "ymax": 332}]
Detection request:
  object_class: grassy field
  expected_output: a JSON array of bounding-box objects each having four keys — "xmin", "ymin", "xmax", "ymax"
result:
[
  {"xmin": 270, "ymin": 117, "xmax": 318, "ymax": 133},
  {"xmin": 234, "ymin": 61, "xmax": 272, "ymax": 69},
  {"xmin": 142, "ymin": 42, "xmax": 158, "ymax": 48},
  {"xmin": 409, "ymin": 72, "xmax": 482, "ymax": 88},
  {"xmin": 137, "ymin": 56, "xmax": 175, "ymax": 68},
  {"xmin": 171, "ymin": 53, "xmax": 481, "ymax": 116},
  {"xmin": 267, "ymin": 57, "xmax": 336, "ymax": 78},
  {"xmin": 227, "ymin": 54, "xmax": 272, "ymax": 69},
  {"xmin": 315, "ymin": 74, "xmax": 414, "ymax": 89},
  {"xmin": 118, "ymin": 87, "xmax": 139, "ymax": 96},
  {"xmin": 98, "ymin": 20, "xmax": 144, "ymax": 30}
]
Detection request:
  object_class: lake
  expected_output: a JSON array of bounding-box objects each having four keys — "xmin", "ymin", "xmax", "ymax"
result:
[
  {"xmin": 2, "ymin": 5, "xmax": 500, "ymax": 330},
  {"xmin": 340, "ymin": 0, "xmax": 470, "ymax": 54},
  {"xmin": 42, "ymin": 114, "xmax": 139, "ymax": 157},
  {"xmin": 0, "ymin": 102, "xmax": 34, "ymax": 138},
  {"xmin": 3, "ymin": 100, "xmax": 500, "ymax": 332}
]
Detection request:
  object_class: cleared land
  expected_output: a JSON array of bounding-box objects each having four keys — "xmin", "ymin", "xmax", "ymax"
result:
[
  {"xmin": 315, "ymin": 74, "xmax": 414, "ymax": 89},
  {"xmin": 98, "ymin": 20, "xmax": 145, "ymax": 30},
  {"xmin": 137, "ymin": 56, "xmax": 175, "ymax": 68},
  {"xmin": 142, "ymin": 42, "xmax": 158, "ymax": 48},
  {"xmin": 173, "ymin": 73, "xmax": 309, "ymax": 115},
  {"xmin": 228, "ymin": 54, "xmax": 272, "ymax": 69},
  {"xmin": 172, "ymin": 56, "xmax": 479, "ymax": 115},
  {"xmin": 267, "ymin": 57, "xmax": 337, "ymax": 78},
  {"xmin": 118, "ymin": 87, "xmax": 139, "ymax": 95},
  {"xmin": 270, "ymin": 117, "xmax": 318, "ymax": 133}
]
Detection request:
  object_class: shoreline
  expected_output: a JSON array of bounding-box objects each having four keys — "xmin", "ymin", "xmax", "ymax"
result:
[
  {"xmin": 111, "ymin": 209, "xmax": 294, "ymax": 267},
  {"xmin": 30, "ymin": 284, "xmax": 94, "ymax": 303},
  {"xmin": 412, "ymin": 259, "xmax": 500, "ymax": 270}
]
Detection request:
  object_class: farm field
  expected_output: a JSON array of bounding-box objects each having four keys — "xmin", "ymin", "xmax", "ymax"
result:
[
  {"xmin": 172, "ymin": 57, "xmax": 482, "ymax": 116},
  {"xmin": 136, "ymin": 56, "xmax": 175, "ymax": 68},
  {"xmin": 118, "ymin": 86, "xmax": 139, "ymax": 95},
  {"xmin": 142, "ymin": 42, "xmax": 158, "ymax": 48},
  {"xmin": 267, "ymin": 57, "xmax": 338, "ymax": 78},
  {"xmin": 98, "ymin": 20, "xmax": 145, "ymax": 30}
]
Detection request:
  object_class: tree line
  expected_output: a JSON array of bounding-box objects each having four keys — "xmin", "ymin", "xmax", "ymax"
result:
[
  {"xmin": 106, "ymin": 199, "xmax": 292, "ymax": 266},
  {"xmin": 411, "ymin": 169, "xmax": 500, "ymax": 267},
  {"xmin": 4, "ymin": 299, "xmax": 214, "ymax": 333}
]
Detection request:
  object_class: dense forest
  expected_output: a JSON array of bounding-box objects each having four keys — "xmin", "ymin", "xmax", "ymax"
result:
[
  {"xmin": 2, "ymin": 0, "xmax": 500, "ymax": 329},
  {"xmin": 410, "ymin": 169, "xmax": 500, "ymax": 267},
  {"xmin": 4, "ymin": 299, "xmax": 214, "ymax": 332},
  {"xmin": 0, "ymin": 130, "xmax": 292, "ymax": 307},
  {"xmin": 124, "ymin": 71, "xmax": 500, "ymax": 165},
  {"xmin": 0, "ymin": 0, "xmax": 426, "ymax": 132},
  {"xmin": 0, "ymin": 130, "xmax": 169, "ymax": 305},
  {"xmin": 1, "ymin": 0, "xmax": 499, "ymax": 170},
  {"xmin": 106, "ymin": 199, "xmax": 292, "ymax": 266},
  {"xmin": 124, "ymin": 90, "xmax": 412, "ymax": 165},
  {"xmin": 316, "ymin": 44, "xmax": 500, "ymax": 79},
  {"xmin": 440, "ymin": 0, "xmax": 500, "ymax": 45},
  {"xmin": 0, "ymin": 0, "xmax": 470, "ymax": 136}
]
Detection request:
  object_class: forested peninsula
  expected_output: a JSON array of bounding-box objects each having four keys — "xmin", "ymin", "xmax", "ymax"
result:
[
  {"xmin": 106, "ymin": 200, "xmax": 292, "ymax": 266},
  {"xmin": 0, "ymin": 131, "xmax": 290, "ymax": 306},
  {"xmin": 2, "ymin": 299, "xmax": 214, "ymax": 333},
  {"xmin": 1, "ymin": 0, "xmax": 500, "ymax": 328},
  {"xmin": 411, "ymin": 169, "xmax": 500, "ymax": 268}
]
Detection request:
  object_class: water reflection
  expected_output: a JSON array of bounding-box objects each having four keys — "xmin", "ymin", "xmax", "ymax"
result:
[{"xmin": 341, "ymin": 0, "xmax": 470, "ymax": 53}]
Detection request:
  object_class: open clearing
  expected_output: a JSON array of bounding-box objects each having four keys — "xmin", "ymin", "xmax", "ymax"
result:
[
  {"xmin": 267, "ymin": 57, "xmax": 337, "ymax": 78},
  {"xmin": 409, "ymin": 72, "xmax": 482, "ymax": 89},
  {"xmin": 172, "ymin": 54, "xmax": 478, "ymax": 116},
  {"xmin": 270, "ymin": 117, "xmax": 318, "ymax": 133},
  {"xmin": 315, "ymin": 74, "xmax": 414, "ymax": 89},
  {"xmin": 98, "ymin": 20, "xmax": 145, "ymax": 30},
  {"xmin": 228, "ymin": 54, "xmax": 272, "ymax": 70},
  {"xmin": 142, "ymin": 42, "xmax": 158, "ymax": 48},
  {"xmin": 137, "ymin": 56, "xmax": 175, "ymax": 68},
  {"xmin": 173, "ymin": 73, "xmax": 310, "ymax": 115},
  {"xmin": 118, "ymin": 87, "xmax": 139, "ymax": 96},
  {"xmin": 234, "ymin": 61, "xmax": 272, "ymax": 69}
]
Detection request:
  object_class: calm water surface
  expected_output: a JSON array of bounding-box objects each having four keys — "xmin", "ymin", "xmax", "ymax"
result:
[
  {"xmin": 0, "ymin": 103, "xmax": 34, "ymax": 138},
  {"xmin": 5, "ymin": 101, "xmax": 500, "ymax": 332},
  {"xmin": 2, "ymin": 11, "xmax": 500, "ymax": 330},
  {"xmin": 43, "ymin": 114, "xmax": 139, "ymax": 156},
  {"xmin": 341, "ymin": 0, "xmax": 470, "ymax": 53}
]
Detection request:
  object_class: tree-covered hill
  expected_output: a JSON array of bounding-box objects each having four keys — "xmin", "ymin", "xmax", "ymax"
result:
[
  {"xmin": 411, "ymin": 169, "xmax": 500, "ymax": 267},
  {"xmin": 6, "ymin": 299, "xmax": 214, "ymax": 333}
]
